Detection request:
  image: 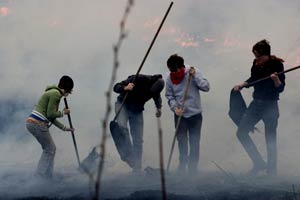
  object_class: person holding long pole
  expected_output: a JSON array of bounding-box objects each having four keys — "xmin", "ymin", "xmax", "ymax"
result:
[
  {"xmin": 26, "ymin": 75, "xmax": 74, "ymax": 179},
  {"xmin": 233, "ymin": 39, "xmax": 285, "ymax": 176},
  {"xmin": 113, "ymin": 74, "xmax": 165, "ymax": 173},
  {"xmin": 165, "ymin": 54, "xmax": 210, "ymax": 175}
]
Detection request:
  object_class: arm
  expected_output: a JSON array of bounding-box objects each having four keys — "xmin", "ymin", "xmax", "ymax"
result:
[
  {"xmin": 153, "ymin": 93, "xmax": 162, "ymax": 117},
  {"xmin": 46, "ymin": 94, "xmax": 63, "ymax": 119},
  {"xmin": 52, "ymin": 119, "xmax": 66, "ymax": 130},
  {"xmin": 271, "ymin": 62, "xmax": 285, "ymax": 93},
  {"xmin": 165, "ymin": 79, "xmax": 177, "ymax": 112},
  {"xmin": 190, "ymin": 67, "xmax": 210, "ymax": 92},
  {"xmin": 113, "ymin": 76, "xmax": 133, "ymax": 93},
  {"xmin": 46, "ymin": 94, "xmax": 66, "ymax": 130},
  {"xmin": 152, "ymin": 93, "xmax": 162, "ymax": 109},
  {"xmin": 233, "ymin": 82, "xmax": 248, "ymax": 91},
  {"xmin": 234, "ymin": 64, "xmax": 254, "ymax": 91}
]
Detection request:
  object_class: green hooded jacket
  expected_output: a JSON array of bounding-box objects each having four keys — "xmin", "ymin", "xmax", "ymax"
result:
[{"xmin": 34, "ymin": 85, "xmax": 65, "ymax": 130}]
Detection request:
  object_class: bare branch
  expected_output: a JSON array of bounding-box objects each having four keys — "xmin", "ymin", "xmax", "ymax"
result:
[{"xmin": 93, "ymin": 1, "xmax": 134, "ymax": 199}]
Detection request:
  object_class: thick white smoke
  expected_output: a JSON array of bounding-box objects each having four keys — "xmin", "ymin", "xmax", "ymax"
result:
[{"xmin": 1, "ymin": 0, "xmax": 300, "ymax": 198}]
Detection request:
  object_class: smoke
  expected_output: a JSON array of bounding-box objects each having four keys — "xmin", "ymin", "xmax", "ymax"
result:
[{"xmin": 1, "ymin": 0, "xmax": 300, "ymax": 198}]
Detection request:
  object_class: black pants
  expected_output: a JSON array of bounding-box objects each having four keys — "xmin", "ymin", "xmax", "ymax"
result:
[
  {"xmin": 237, "ymin": 99, "xmax": 279, "ymax": 175},
  {"xmin": 175, "ymin": 113, "xmax": 203, "ymax": 173}
]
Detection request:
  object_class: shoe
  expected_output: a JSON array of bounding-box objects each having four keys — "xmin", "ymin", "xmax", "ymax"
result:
[
  {"xmin": 144, "ymin": 166, "xmax": 160, "ymax": 177},
  {"xmin": 246, "ymin": 163, "xmax": 267, "ymax": 175}
]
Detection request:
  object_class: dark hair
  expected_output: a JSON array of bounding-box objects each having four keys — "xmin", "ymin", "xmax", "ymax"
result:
[
  {"xmin": 58, "ymin": 75, "xmax": 74, "ymax": 92},
  {"xmin": 167, "ymin": 54, "xmax": 184, "ymax": 72},
  {"xmin": 252, "ymin": 39, "xmax": 271, "ymax": 56}
]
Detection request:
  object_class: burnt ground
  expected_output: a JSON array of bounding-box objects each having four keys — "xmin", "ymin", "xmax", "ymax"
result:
[{"xmin": 1, "ymin": 167, "xmax": 300, "ymax": 200}]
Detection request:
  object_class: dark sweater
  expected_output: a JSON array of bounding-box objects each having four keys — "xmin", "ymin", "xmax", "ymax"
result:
[
  {"xmin": 246, "ymin": 57, "xmax": 285, "ymax": 100},
  {"xmin": 113, "ymin": 74, "xmax": 163, "ymax": 113}
]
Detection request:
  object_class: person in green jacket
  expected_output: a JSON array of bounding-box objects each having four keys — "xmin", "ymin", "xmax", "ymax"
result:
[{"xmin": 26, "ymin": 75, "xmax": 74, "ymax": 178}]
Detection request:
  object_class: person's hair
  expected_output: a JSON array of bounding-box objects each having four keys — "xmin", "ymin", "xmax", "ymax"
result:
[
  {"xmin": 252, "ymin": 39, "xmax": 271, "ymax": 56},
  {"xmin": 167, "ymin": 54, "xmax": 184, "ymax": 72},
  {"xmin": 58, "ymin": 75, "xmax": 74, "ymax": 92}
]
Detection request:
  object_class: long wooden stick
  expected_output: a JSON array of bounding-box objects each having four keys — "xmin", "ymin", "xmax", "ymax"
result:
[
  {"xmin": 93, "ymin": 1, "xmax": 134, "ymax": 199},
  {"xmin": 166, "ymin": 72, "xmax": 192, "ymax": 172},
  {"xmin": 113, "ymin": 1, "xmax": 174, "ymax": 121},
  {"xmin": 64, "ymin": 97, "xmax": 81, "ymax": 167},
  {"xmin": 242, "ymin": 65, "xmax": 300, "ymax": 89},
  {"xmin": 93, "ymin": 2, "xmax": 174, "ymax": 200},
  {"xmin": 157, "ymin": 116, "xmax": 167, "ymax": 200}
]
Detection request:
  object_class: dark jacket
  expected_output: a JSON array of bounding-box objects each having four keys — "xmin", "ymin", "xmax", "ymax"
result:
[
  {"xmin": 114, "ymin": 74, "xmax": 163, "ymax": 113},
  {"xmin": 246, "ymin": 57, "xmax": 285, "ymax": 100}
]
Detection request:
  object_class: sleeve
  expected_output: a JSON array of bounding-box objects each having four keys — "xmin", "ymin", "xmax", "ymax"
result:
[
  {"xmin": 245, "ymin": 62, "xmax": 256, "ymax": 87},
  {"xmin": 165, "ymin": 78, "xmax": 177, "ymax": 112},
  {"xmin": 113, "ymin": 76, "xmax": 133, "ymax": 93},
  {"xmin": 152, "ymin": 93, "xmax": 162, "ymax": 109},
  {"xmin": 275, "ymin": 62, "xmax": 285, "ymax": 93},
  {"xmin": 52, "ymin": 119, "xmax": 66, "ymax": 130},
  {"xmin": 46, "ymin": 93, "xmax": 63, "ymax": 119},
  {"xmin": 245, "ymin": 75, "xmax": 254, "ymax": 85},
  {"xmin": 193, "ymin": 67, "xmax": 210, "ymax": 92}
]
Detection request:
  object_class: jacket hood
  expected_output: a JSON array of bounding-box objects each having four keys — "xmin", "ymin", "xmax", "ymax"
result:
[{"xmin": 45, "ymin": 85, "xmax": 62, "ymax": 93}]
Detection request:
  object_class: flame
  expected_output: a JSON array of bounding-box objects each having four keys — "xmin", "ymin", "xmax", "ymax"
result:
[
  {"xmin": 143, "ymin": 17, "xmax": 246, "ymax": 50},
  {"xmin": 0, "ymin": 7, "xmax": 10, "ymax": 17},
  {"xmin": 223, "ymin": 37, "xmax": 241, "ymax": 48},
  {"xmin": 204, "ymin": 38, "xmax": 216, "ymax": 43},
  {"xmin": 175, "ymin": 33, "xmax": 199, "ymax": 47}
]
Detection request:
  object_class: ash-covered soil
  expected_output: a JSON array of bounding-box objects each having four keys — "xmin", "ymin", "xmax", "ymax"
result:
[{"xmin": 1, "ymin": 167, "xmax": 300, "ymax": 200}]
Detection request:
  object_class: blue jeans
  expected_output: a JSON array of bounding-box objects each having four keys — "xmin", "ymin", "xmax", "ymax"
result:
[
  {"xmin": 175, "ymin": 113, "xmax": 202, "ymax": 174},
  {"xmin": 26, "ymin": 122, "xmax": 56, "ymax": 178},
  {"xmin": 115, "ymin": 101, "xmax": 144, "ymax": 171},
  {"xmin": 237, "ymin": 99, "xmax": 279, "ymax": 175}
]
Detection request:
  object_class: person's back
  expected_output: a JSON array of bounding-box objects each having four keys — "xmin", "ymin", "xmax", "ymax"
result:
[
  {"xmin": 114, "ymin": 74, "xmax": 163, "ymax": 112},
  {"xmin": 34, "ymin": 86, "xmax": 63, "ymax": 123},
  {"xmin": 112, "ymin": 73, "xmax": 164, "ymax": 172}
]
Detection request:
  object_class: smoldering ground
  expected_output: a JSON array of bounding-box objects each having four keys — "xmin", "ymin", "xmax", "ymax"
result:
[{"xmin": 1, "ymin": 0, "xmax": 300, "ymax": 199}]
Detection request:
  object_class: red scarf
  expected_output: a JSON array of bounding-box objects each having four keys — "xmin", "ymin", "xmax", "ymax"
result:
[{"xmin": 170, "ymin": 67, "xmax": 185, "ymax": 84}]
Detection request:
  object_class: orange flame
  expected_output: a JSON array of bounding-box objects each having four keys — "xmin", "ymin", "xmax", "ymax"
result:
[
  {"xmin": 0, "ymin": 7, "xmax": 10, "ymax": 16},
  {"xmin": 175, "ymin": 33, "xmax": 199, "ymax": 47},
  {"xmin": 204, "ymin": 38, "xmax": 216, "ymax": 43},
  {"xmin": 143, "ymin": 18, "xmax": 247, "ymax": 50},
  {"xmin": 223, "ymin": 37, "xmax": 241, "ymax": 48}
]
